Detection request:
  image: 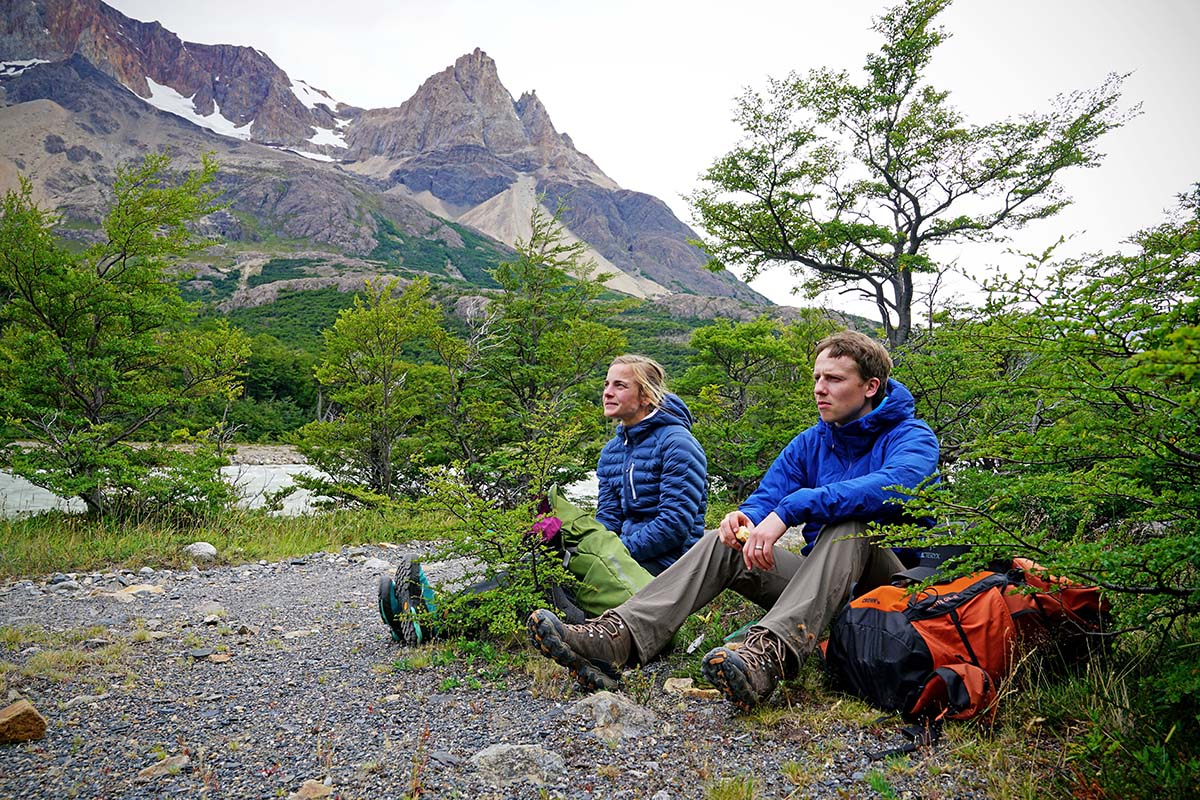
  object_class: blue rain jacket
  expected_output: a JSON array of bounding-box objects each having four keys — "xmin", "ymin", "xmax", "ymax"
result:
[
  {"xmin": 595, "ymin": 393, "xmax": 708, "ymax": 574},
  {"xmin": 739, "ymin": 379, "xmax": 939, "ymax": 554}
]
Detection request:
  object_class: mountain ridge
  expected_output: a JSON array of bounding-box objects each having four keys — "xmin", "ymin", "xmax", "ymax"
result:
[{"xmin": 0, "ymin": 0, "xmax": 768, "ymax": 305}]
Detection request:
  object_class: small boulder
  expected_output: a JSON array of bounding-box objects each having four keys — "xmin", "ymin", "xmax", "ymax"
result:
[
  {"xmin": 0, "ymin": 699, "xmax": 47, "ymax": 743},
  {"xmin": 135, "ymin": 754, "xmax": 189, "ymax": 781},
  {"xmin": 287, "ymin": 779, "xmax": 333, "ymax": 799},
  {"xmin": 183, "ymin": 542, "xmax": 218, "ymax": 562},
  {"xmin": 663, "ymin": 677, "xmax": 722, "ymax": 700},
  {"xmin": 471, "ymin": 744, "xmax": 565, "ymax": 788},
  {"xmin": 570, "ymin": 691, "xmax": 657, "ymax": 741}
]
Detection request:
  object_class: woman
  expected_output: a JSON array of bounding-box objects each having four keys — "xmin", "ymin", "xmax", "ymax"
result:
[
  {"xmin": 379, "ymin": 354, "xmax": 708, "ymax": 643},
  {"xmin": 594, "ymin": 354, "xmax": 708, "ymax": 574}
]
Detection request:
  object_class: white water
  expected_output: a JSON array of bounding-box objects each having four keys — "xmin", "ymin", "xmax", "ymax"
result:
[
  {"xmin": 0, "ymin": 466, "xmax": 598, "ymax": 518},
  {"xmin": 0, "ymin": 464, "xmax": 323, "ymax": 518}
]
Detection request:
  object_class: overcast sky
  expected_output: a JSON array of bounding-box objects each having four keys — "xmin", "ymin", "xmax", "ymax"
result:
[{"xmin": 106, "ymin": 0, "xmax": 1200, "ymax": 313}]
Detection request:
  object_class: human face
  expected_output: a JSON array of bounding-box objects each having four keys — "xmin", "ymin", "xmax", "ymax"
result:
[
  {"xmin": 603, "ymin": 364, "xmax": 652, "ymax": 426},
  {"xmin": 812, "ymin": 352, "xmax": 881, "ymax": 426}
]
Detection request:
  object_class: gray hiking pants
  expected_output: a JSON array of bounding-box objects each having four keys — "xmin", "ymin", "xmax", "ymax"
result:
[{"xmin": 615, "ymin": 521, "xmax": 902, "ymax": 667}]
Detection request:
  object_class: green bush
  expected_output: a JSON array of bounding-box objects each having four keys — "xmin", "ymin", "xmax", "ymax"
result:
[{"xmin": 418, "ymin": 468, "xmax": 576, "ymax": 644}]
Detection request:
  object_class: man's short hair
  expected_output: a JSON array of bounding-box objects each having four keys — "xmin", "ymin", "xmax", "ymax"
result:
[
  {"xmin": 815, "ymin": 330, "xmax": 893, "ymax": 390},
  {"xmin": 610, "ymin": 354, "xmax": 668, "ymax": 408}
]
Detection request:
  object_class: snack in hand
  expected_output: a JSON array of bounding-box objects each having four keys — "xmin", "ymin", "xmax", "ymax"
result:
[{"xmin": 735, "ymin": 525, "xmax": 750, "ymax": 543}]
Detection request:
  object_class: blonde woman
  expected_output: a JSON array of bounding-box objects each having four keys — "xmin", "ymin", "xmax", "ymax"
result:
[{"xmin": 596, "ymin": 354, "xmax": 708, "ymax": 574}]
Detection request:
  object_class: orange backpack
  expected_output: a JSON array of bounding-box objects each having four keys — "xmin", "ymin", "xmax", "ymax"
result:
[{"xmin": 824, "ymin": 558, "xmax": 1108, "ymax": 722}]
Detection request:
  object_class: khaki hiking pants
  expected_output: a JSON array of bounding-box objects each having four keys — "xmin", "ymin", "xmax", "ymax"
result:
[{"xmin": 614, "ymin": 520, "xmax": 902, "ymax": 667}]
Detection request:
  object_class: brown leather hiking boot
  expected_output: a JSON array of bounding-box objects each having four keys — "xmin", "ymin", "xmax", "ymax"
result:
[
  {"xmin": 701, "ymin": 626, "xmax": 790, "ymax": 712},
  {"xmin": 527, "ymin": 608, "xmax": 632, "ymax": 691}
]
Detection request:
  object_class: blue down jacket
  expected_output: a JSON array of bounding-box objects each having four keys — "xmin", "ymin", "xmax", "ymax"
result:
[
  {"xmin": 595, "ymin": 393, "xmax": 708, "ymax": 574},
  {"xmin": 739, "ymin": 379, "xmax": 939, "ymax": 555}
]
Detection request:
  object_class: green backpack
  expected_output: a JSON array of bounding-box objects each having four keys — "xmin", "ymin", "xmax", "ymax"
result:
[{"xmin": 546, "ymin": 485, "xmax": 653, "ymax": 616}]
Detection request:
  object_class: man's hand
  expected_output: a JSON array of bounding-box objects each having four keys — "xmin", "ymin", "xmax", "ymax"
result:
[
  {"xmin": 717, "ymin": 510, "xmax": 752, "ymax": 551},
  {"xmin": 738, "ymin": 512, "xmax": 787, "ymax": 571}
]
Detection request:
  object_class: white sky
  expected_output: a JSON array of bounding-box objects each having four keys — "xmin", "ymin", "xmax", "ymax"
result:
[{"xmin": 105, "ymin": 0, "xmax": 1200, "ymax": 314}]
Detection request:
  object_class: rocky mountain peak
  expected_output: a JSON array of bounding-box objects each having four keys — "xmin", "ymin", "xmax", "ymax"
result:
[
  {"xmin": 1, "ymin": 0, "xmax": 351, "ymax": 151},
  {"xmin": 450, "ymin": 47, "xmax": 503, "ymax": 103},
  {"xmin": 515, "ymin": 90, "xmax": 562, "ymax": 151},
  {"xmin": 345, "ymin": 48, "xmax": 612, "ymax": 186}
]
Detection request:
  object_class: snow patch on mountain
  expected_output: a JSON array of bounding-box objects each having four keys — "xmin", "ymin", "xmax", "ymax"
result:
[
  {"xmin": 144, "ymin": 77, "xmax": 253, "ymax": 140},
  {"xmin": 291, "ymin": 79, "xmax": 337, "ymax": 111},
  {"xmin": 283, "ymin": 148, "xmax": 338, "ymax": 163},
  {"xmin": 309, "ymin": 126, "xmax": 347, "ymax": 149},
  {"xmin": 0, "ymin": 59, "xmax": 50, "ymax": 78}
]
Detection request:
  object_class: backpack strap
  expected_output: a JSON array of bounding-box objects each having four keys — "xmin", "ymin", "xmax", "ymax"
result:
[{"xmin": 867, "ymin": 718, "xmax": 943, "ymax": 760}]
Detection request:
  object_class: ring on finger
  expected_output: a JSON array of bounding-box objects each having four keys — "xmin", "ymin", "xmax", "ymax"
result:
[{"xmin": 754, "ymin": 545, "xmax": 764, "ymax": 550}]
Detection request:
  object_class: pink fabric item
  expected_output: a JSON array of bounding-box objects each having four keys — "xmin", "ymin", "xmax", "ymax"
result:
[{"xmin": 529, "ymin": 516, "xmax": 562, "ymax": 544}]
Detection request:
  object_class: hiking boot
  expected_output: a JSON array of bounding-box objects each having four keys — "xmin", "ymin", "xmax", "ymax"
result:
[
  {"xmin": 406, "ymin": 560, "xmax": 437, "ymax": 629},
  {"xmin": 377, "ymin": 560, "xmax": 422, "ymax": 646},
  {"xmin": 701, "ymin": 626, "xmax": 790, "ymax": 712},
  {"xmin": 527, "ymin": 608, "xmax": 632, "ymax": 692}
]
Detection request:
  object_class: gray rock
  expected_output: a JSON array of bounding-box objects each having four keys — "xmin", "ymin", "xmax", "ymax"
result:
[
  {"xmin": 63, "ymin": 692, "xmax": 110, "ymax": 710},
  {"xmin": 193, "ymin": 600, "xmax": 225, "ymax": 616},
  {"xmin": 184, "ymin": 542, "xmax": 218, "ymax": 562},
  {"xmin": 361, "ymin": 557, "xmax": 391, "ymax": 572},
  {"xmin": 570, "ymin": 691, "xmax": 657, "ymax": 741},
  {"xmin": 471, "ymin": 743, "xmax": 565, "ymax": 788}
]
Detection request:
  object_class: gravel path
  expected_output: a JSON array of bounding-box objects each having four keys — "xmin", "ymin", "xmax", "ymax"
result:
[{"xmin": 0, "ymin": 545, "xmax": 1013, "ymax": 799}]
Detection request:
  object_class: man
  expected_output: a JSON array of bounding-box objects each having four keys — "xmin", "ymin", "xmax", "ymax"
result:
[{"xmin": 527, "ymin": 330, "xmax": 940, "ymax": 711}]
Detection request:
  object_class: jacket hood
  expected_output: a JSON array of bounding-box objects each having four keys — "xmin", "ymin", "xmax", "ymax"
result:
[
  {"xmin": 618, "ymin": 392, "xmax": 695, "ymax": 442},
  {"xmin": 818, "ymin": 379, "xmax": 916, "ymax": 450}
]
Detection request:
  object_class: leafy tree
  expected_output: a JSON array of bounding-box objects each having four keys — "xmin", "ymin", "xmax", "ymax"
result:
[
  {"xmin": 888, "ymin": 193, "xmax": 1200, "ymax": 799},
  {"xmin": 675, "ymin": 312, "xmax": 838, "ymax": 500},
  {"xmin": 242, "ymin": 333, "xmax": 319, "ymax": 412},
  {"xmin": 896, "ymin": 314, "xmax": 1049, "ymax": 467},
  {"xmin": 689, "ymin": 0, "xmax": 1130, "ymax": 348},
  {"xmin": 428, "ymin": 203, "xmax": 628, "ymax": 507},
  {"xmin": 225, "ymin": 332, "xmax": 319, "ymax": 441},
  {"xmin": 0, "ymin": 153, "xmax": 249, "ymax": 518},
  {"xmin": 294, "ymin": 278, "xmax": 446, "ymax": 503},
  {"xmin": 897, "ymin": 187, "xmax": 1200, "ymax": 626}
]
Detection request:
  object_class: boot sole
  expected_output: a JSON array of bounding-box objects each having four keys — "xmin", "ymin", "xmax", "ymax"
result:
[
  {"xmin": 701, "ymin": 648, "xmax": 759, "ymax": 713},
  {"xmin": 526, "ymin": 610, "xmax": 620, "ymax": 692}
]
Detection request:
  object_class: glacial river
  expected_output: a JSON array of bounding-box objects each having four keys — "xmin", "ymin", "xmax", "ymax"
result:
[
  {"xmin": 0, "ymin": 466, "xmax": 600, "ymax": 518},
  {"xmin": 0, "ymin": 464, "xmax": 324, "ymax": 518}
]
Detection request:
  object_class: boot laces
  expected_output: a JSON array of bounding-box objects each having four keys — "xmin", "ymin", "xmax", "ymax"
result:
[
  {"xmin": 742, "ymin": 627, "xmax": 785, "ymax": 677},
  {"xmin": 579, "ymin": 610, "xmax": 625, "ymax": 639}
]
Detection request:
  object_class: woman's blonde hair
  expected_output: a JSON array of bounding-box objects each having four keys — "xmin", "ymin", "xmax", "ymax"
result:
[{"xmin": 610, "ymin": 354, "xmax": 667, "ymax": 408}]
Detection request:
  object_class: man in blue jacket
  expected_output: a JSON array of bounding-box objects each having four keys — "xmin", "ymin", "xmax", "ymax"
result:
[
  {"xmin": 528, "ymin": 330, "xmax": 940, "ymax": 711},
  {"xmin": 595, "ymin": 354, "xmax": 708, "ymax": 574}
]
